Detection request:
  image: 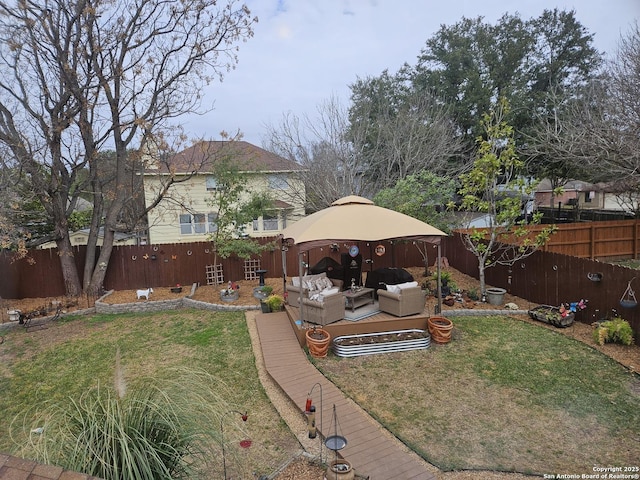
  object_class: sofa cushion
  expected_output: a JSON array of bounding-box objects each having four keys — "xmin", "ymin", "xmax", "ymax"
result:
[
  {"xmin": 291, "ymin": 273, "xmax": 323, "ymax": 288},
  {"xmin": 386, "ymin": 281, "xmax": 419, "ymax": 294},
  {"xmin": 309, "ymin": 287, "xmax": 340, "ymax": 303},
  {"xmin": 398, "ymin": 281, "xmax": 418, "ymax": 290}
]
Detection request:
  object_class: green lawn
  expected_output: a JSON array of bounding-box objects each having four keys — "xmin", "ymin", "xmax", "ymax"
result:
[
  {"xmin": 1, "ymin": 311, "xmax": 639, "ymax": 477},
  {"xmin": 0, "ymin": 310, "xmax": 298, "ymax": 479},
  {"xmin": 313, "ymin": 315, "xmax": 640, "ymax": 474}
]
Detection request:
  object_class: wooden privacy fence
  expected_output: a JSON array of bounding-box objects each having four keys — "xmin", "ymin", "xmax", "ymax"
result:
[
  {"xmin": 1, "ymin": 225, "xmax": 639, "ymax": 345},
  {"xmin": 442, "ymin": 232, "xmax": 640, "ymax": 346},
  {"xmin": 0, "ymin": 238, "xmax": 432, "ymax": 299},
  {"xmin": 528, "ymin": 219, "xmax": 640, "ymax": 260}
]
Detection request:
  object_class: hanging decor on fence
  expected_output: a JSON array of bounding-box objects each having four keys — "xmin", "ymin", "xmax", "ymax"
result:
[{"xmin": 620, "ymin": 277, "xmax": 637, "ymax": 309}]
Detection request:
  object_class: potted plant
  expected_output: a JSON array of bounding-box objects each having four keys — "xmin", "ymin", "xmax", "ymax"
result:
[
  {"xmin": 253, "ymin": 284, "xmax": 273, "ymax": 300},
  {"xmin": 305, "ymin": 327, "xmax": 331, "ymax": 358},
  {"xmin": 265, "ymin": 294, "xmax": 284, "ymax": 312},
  {"xmin": 260, "ymin": 299, "xmax": 271, "ymax": 313}
]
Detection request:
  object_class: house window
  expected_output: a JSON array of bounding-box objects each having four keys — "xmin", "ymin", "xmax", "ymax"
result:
[
  {"xmin": 206, "ymin": 176, "xmax": 219, "ymax": 191},
  {"xmin": 263, "ymin": 212, "xmax": 279, "ymax": 231},
  {"xmin": 180, "ymin": 214, "xmax": 193, "ymax": 234},
  {"xmin": 268, "ymin": 174, "xmax": 288, "ymax": 190},
  {"xmin": 208, "ymin": 213, "xmax": 218, "ymax": 233},
  {"xmin": 180, "ymin": 212, "xmax": 218, "ymax": 235},
  {"xmin": 193, "ymin": 213, "xmax": 206, "ymax": 234}
]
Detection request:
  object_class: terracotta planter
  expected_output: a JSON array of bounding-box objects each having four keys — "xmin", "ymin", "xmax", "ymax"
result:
[
  {"xmin": 428, "ymin": 316, "xmax": 453, "ymax": 344},
  {"xmin": 305, "ymin": 328, "xmax": 331, "ymax": 358}
]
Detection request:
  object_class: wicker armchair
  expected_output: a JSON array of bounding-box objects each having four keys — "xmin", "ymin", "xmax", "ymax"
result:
[
  {"xmin": 377, "ymin": 286, "xmax": 426, "ymax": 317},
  {"xmin": 301, "ymin": 292, "xmax": 345, "ymax": 326}
]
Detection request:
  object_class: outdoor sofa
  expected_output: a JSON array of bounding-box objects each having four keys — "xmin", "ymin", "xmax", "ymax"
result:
[{"xmin": 286, "ymin": 272, "xmax": 343, "ymax": 307}]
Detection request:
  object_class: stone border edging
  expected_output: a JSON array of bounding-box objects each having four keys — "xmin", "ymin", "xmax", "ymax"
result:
[
  {"xmin": 1, "ymin": 283, "xmax": 261, "ymax": 331},
  {"xmin": 442, "ymin": 309, "xmax": 529, "ymax": 316},
  {"xmin": 94, "ymin": 283, "xmax": 261, "ymax": 314}
]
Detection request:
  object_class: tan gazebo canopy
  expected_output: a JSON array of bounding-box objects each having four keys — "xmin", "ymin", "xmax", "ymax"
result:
[{"xmin": 280, "ymin": 195, "xmax": 447, "ymax": 248}]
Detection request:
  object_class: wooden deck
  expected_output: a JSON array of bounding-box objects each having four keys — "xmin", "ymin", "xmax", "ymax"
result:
[{"xmin": 255, "ymin": 309, "xmax": 437, "ymax": 480}]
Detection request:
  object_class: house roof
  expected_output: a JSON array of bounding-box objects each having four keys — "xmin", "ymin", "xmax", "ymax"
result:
[{"xmin": 149, "ymin": 141, "xmax": 303, "ymax": 175}]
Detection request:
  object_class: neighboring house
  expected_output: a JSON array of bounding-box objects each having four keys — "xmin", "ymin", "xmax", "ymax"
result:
[
  {"xmin": 142, "ymin": 140, "xmax": 306, "ymax": 245},
  {"xmin": 36, "ymin": 227, "xmax": 139, "ymax": 249},
  {"xmin": 534, "ymin": 179, "xmax": 638, "ymax": 214}
]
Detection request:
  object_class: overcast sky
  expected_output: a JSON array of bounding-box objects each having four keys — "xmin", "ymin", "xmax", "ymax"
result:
[{"xmin": 182, "ymin": 0, "xmax": 639, "ymax": 145}]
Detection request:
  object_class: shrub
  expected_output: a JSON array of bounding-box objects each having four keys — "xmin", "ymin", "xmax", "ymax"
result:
[
  {"xmin": 466, "ymin": 288, "xmax": 480, "ymax": 301},
  {"xmin": 14, "ymin": 365, "xmax": 237, "ymax": 480},
  {"xmin": 265, "ymin": 294, "xmax": 284, "ymax": 311},
  {"xmin": 593, "ymin": 317, "xmax": 634, "ymax": 346},
  {"xmin": 260, "ymin": 285, "xmax": 273, "ymax": 296},
  {"xmin": 430, "ymin": 271, "xmax": 458, "ymax": 293}
]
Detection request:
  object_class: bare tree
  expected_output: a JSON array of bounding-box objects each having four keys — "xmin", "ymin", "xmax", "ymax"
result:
[
  {"xmin": 265, "ymin": 85, "xmax": 463, "ymax": 212},
  {"xmin": 523, "ymin": 22, "xmax": 640, "ymax": 214},
  {"xmin": 0, "ymin": 0, "xmax": 257, "ymax": 295},
  {"xmin": 264, "ymin": 96, "xmax": 367, "ymax": 212},
  {"xmin": 349, "ymin": 74, "xmax": 464, "ymax": 193}
]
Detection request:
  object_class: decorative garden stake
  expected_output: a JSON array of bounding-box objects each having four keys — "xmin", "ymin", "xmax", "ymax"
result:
[{"xmin": 220, "ymin": 410, "xmax": 248, "ymax": 480}]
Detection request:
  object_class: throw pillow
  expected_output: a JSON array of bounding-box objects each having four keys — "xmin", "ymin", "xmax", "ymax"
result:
[{"xmin": 386, "ymin": 284, "xmax": 401, "ymax": 294}]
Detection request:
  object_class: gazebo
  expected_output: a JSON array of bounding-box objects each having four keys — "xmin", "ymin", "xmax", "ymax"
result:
[{"xmin": 279, "ymin": 195, "xmax": 448, "ymax": 320}]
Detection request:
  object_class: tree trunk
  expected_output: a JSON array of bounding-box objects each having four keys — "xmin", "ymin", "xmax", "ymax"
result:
[
  {"xmin": 56, "ymin": 237, "xmax": 82, "ymax": 297},
  {"xmin": 478, "ymin": 259, "xmax": 487, "ymax": 301},
  {"xmin": 85, "ymin": 228, "xmax": 116, "ymax": 297}
]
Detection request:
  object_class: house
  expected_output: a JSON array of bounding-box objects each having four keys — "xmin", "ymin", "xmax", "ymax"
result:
[
  {"xmin": 534, "ymin": 178, "xmax": 638, "ymax": 215},
  {"xmin": 142, "ymin": 140, "xmax": 306, "ymax": 245}
]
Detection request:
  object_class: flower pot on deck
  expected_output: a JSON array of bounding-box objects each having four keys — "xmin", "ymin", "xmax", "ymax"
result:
[{"xmin": 305, "ymin": 328, "xmax": 331, "ymax": 358}]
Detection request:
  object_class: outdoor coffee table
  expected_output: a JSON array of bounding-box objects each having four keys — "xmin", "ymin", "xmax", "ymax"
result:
[{"xmin": 343, "ymin": 287, "xmax": 375, "ymax": 312}]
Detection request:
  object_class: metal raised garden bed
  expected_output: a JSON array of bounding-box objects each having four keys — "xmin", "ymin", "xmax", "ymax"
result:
[{"xmin": 332, "ymin": 329, "xmax": 431, "ymax": 357}]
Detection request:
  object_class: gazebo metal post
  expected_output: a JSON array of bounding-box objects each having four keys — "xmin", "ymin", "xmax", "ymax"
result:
[
  {"xmin": 298, "ymin": 250, "xmax": 305, "ymax": 325},
  {"xmin": 436, "ymin": 243, "xmax": 442, "ymax": 314},
  {"xmin": 281, "ymin": 240, "xmax": 288, "ymax": 302}
]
